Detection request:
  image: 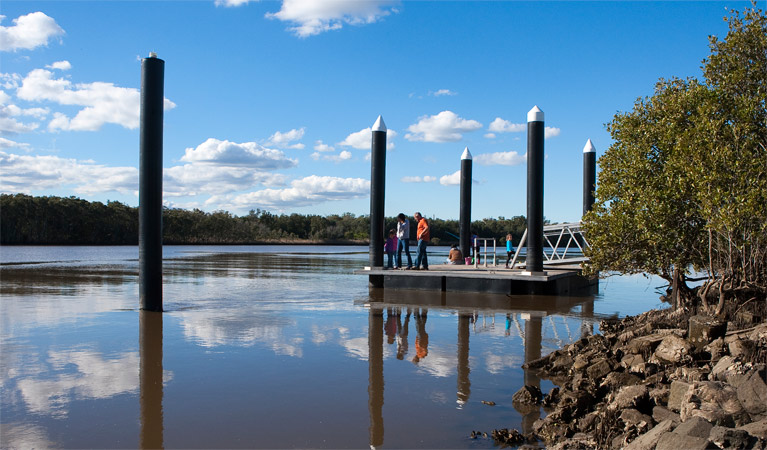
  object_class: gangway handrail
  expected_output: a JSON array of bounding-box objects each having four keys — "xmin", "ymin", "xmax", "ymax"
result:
[{"xmin": 508, "ymin": 221, "xmax": 590, "ymax": 269}]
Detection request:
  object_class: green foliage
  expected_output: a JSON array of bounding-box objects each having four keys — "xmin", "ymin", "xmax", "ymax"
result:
[{"xmin": 583, "ymin": 4, "xmax": 767, "ymax": 312}]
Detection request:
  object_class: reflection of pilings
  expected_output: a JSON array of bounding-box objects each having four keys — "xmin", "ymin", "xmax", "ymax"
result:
[
  {"xmin": 368, "ymin": 307, "xmax": 384, "ymax": 449},
  {"xmin": 457, "ymin": 313, "xmax": 471, "ymax": 407},
  {"xmin": 139, "ymin": 54, "xmax": 164, "ymax": 312},
  {"xmin": 580, "ymin": 298, "xmax": 595, "ymax": 338},
  {"xmin": 139, "ymin": 311, "xmax": 164, "ymax": 449},
  {"xmin": 522, "ymin": 315, "xmax": 542, "ymax": 434}
]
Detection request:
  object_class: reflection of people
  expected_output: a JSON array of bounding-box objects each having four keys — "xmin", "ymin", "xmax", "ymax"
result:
[
  {"xmin": 414, "ymin": 212, "xmax": 430, "ymax": 270},
  {"xmin": 397, "ymin": 308, "xmax": 411, "ymax": 360},
  {"xmin": 505, "ymin": 313, "xmax": 511, "ymax": 336},
  {"xmin": 447, "ymin": 244, "xmax": 463, "ymax": 264},
  {"xmin": 385, "ymin": 308, "xmax": 400, "ymax": 344},
  {"xmin": 505, "ymin": 233, "xmax": 515, "ymax": 268},
  {"xmin": 384, "ymin": 229, "xmax": 398, "ymax": 269},
  {"xmin": 412, "ymin": 308, "xmax": 429, "ymax": 363},
  {"xmin": 396, "ymin": 213, "xmax": 413, "ymax": 270}
]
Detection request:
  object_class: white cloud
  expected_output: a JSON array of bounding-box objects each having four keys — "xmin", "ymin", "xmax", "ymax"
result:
[
  {"xmin": 405, "ymin": 111, "xmax": 482, "ymax": 143},
  {"xmin": 339, "ymin": 127, "xmax": 396, "ymax": 150},
  {"xmin": 545, "ymin": 127, "xmax": 561, "ymax": 139},
  {"xmin": 401, "ymin": 176, "xmax": 436, "ymax": 183},
  {"xmin": 180, "ymin": 138, "xmax": 297, "ymax": 169},
  {"xmin": 439, "ymin": 170, "xmax": 461, "ymax": 186},
  {"xmin": 16, "ymin": 67, "xmax": 175, "ymax": 131},
  {"xmin": 229, "ymin": 175, "xmax": 370, "ymax": 209},
  {"xmin": 313, "ymin": 139, "xmax": 334, "ymax": 152},
  {"xmin": 215, "ymin": 0, "xmax": 254, "ymax": 6},
  {"xmin": 474, "ymin": 151, "xmax": 526, "ymax": 166},
  {"xmin": 0, "ymin": 137, "xmax": 31, "ymax": 151},
  {"xmin": 45, "ymin": 60, "xmax": 71, "ymax": 71},
  {"xmin": 484, "ymin": 133, "xmax": 496, "ymax": 139},
  {"xmin": 265, "ymin": 0, "xmax": 399, "ymax": 37},
  {"xmin": 488, "ymin": 117, "xmax": 525, "ymax": 134},
  {"xmin": 310, "ymin": 150, "xmax": 352, "ymax": 162},
  {"xmin": 431, "ymin": 89, "xmax": 456, "ymax": 97},
  {"xmin": 0, "ymin": 12, "xmax": 64, "ymax": 52},
  {"xmin": 266, "ymin": 127, "xmax": 305, "ymax": 149}
]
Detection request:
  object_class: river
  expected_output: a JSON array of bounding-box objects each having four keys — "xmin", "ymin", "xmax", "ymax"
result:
[{"xmin": 0, "ymin": 245, "xmax": 668, "ymax": 448}]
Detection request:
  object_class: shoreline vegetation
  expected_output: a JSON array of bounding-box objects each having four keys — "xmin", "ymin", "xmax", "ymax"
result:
[{"xmin": 0, "ymin": 193, "xmax": 528, "ymax": 247}]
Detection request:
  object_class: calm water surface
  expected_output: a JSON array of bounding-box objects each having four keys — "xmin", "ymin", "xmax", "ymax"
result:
[{"xmin": 0, "ymin": 245, "xmax": 667, "ymax": 448}]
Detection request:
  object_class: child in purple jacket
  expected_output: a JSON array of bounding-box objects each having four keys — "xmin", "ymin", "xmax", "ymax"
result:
[{"xmin": 384, "ymin": 229, "xmax": 398, "ymax": 269}]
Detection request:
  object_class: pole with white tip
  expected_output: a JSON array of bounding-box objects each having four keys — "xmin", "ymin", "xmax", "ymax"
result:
[
  {"xmin": 459, "ymin": 147, "xmax": 472, "ymax": 262},
  {"xmin": 525, "ymin": 106, "xmax": 545, "ymax": 274},
  {"xmin": 582, "ymin": 139, "xmax": 596, "ymax": 217},
  {"xmin": 369, "ymin": 116, "xmax": 387, "ymax": 269}
]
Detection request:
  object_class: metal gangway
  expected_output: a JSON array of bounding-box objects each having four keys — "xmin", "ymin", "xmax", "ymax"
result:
[{"xmin": 508, "ymin": 221, "xmax": 590, "ymax": 269}]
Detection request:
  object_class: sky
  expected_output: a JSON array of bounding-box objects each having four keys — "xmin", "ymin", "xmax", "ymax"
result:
[{"xmin": 0, "ymin": 1, "xmax": 749, "ymax": 222}]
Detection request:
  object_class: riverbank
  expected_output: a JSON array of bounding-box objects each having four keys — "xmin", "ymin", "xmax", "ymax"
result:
[{"xmin": 492, "ymin": 308, "xmax": 767, "ymax": 449}]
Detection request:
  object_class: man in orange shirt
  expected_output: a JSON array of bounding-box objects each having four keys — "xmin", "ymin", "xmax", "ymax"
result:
[{"xmin": 413, "ymin": 212, "xmax": 430, "ymax": 270}]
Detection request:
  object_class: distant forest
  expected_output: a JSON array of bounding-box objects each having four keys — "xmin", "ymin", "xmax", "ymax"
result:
[{"xmin": 0, "ymin": 194, "xmax": 529, "ymax": 246}]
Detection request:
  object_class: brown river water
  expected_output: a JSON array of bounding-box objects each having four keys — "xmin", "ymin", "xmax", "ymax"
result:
[{"xmin": 0, "ymin": 245, "xmax": 668, "ymax": 448}]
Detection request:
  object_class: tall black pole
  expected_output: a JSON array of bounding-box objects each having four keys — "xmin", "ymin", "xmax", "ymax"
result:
[
  {"xmin": 139, "ymin": 53, "xmax": 164, "ymax": 311},
  {"xmin": 369, "ymin": 116, "xmax": 387, "ymax": 268},
  {"xmin": 582, "ymin": 139, "xmax": 596, "ymax": 217},
  {"xmin": 459, "ymin": 147, "xmax": 472, "ymax": 263},
  {"xmin": 526, "ymin": 106, "xmax": 545, "ymax": 273}
]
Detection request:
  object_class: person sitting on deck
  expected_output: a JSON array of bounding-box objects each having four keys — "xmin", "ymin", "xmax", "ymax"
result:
[{"xmin": 447, "ymin": 244, "xmax": 463, "ymax": 264}]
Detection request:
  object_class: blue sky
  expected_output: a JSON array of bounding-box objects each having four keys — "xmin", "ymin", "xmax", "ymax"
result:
[{"xmin": 0, "ymin": 1, "xmax": 746, "ymax": 222}]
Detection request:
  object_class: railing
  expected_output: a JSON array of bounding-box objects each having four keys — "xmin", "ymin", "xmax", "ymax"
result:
[
  {"xmin": 508, "ymin": 221, "xmax": 590, "ymax": 269},
  {"xmin": 473, "ymin": 237, "xmax": 496, "ymax": 268}
]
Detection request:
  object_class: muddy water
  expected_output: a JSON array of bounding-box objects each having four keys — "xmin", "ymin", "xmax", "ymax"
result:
[{"xmin": 0, "ymin": 246, "xmax": 667, "ymax": 448}]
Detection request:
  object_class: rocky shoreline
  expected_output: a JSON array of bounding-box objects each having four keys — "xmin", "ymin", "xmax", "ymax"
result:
[{"xmin": 492, "ymin": 309, "xmax": 767, "ymax": 449}]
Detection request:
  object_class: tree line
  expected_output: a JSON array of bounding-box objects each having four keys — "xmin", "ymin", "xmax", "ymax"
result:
[{"xmin": 0, "ymin": 193, "xmax": 528, "ymax": 246}]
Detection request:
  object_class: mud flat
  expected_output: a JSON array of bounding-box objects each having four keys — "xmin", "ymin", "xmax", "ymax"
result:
[{"xmin": 493, "ymin": 309, "xmax": 767, "ymax": 449}]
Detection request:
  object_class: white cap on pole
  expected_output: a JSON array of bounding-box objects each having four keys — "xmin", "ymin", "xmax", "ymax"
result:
[
  {"xmin": 527, "ymin": 105, "xmax": 544, "ymax": 122},
  {"xmin": 583, "ymin": 139, "xmax": 596, "ymax": 153},
  {"xmin": 372, "ymin": 115, "xmax": 387, "ymax": 132},
  {"xmin": 461, "ymin": 146, "xmax": 472, "ymax": 160}
]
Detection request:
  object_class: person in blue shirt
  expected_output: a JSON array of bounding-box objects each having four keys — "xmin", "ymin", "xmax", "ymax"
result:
[{"xmin": 505, "ymin": 233, "xmax": 515, "ymax": 268}]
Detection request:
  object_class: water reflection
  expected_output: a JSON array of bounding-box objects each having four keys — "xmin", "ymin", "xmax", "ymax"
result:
[{"xmin": 140, "ymin": 310, "xmax": 164, "ymax": 449}]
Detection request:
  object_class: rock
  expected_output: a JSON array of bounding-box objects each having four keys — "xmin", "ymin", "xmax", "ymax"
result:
[
  {"xmin": 680, "ymin": 381, "xmax": 749, "ymax": 427},
  {"xmin": 655, "ymin": 431, "xmax": 710, "ymax": 450},
  {"xmin": 621, "ymin": 353, "xmax": 645, "ymax": 371},
  {"xmin": 711, "ymin": 356, "xmax": 738, "ymax": 381},
  {"xmin": 512, "ymin": 385, "xmax": 543, "ymax": 406},
  {"xmin": 668, "ymin": 380, "xmax": 692, "ymax": 412},
  {"xmin": 649, "ymin": 385, "xmax": 670, "ymax": 406},
  {"xmin": 551, "ymin": 354, "xmax": 574, "ymax": 372},
  {"xmin": 737, "ymin": 418, "xmax": 767, "ymax": 439},
  {"xmin": 542, "ymin": 387, "xmax": 560, "ymax": 408},
  {"xmin": 601, "ymin": 371, "xmax": 642, "ymax": 390},
  {"xmin": 587, "ymin": 358, "xmax": 613, "ymax": 381},
  {"xmin": 609, "ymin": 385, "xmax": 649, "ymax": 412},
  {"xmin": 652, "ymin": 406, "xmax": 681, "ymax": 424},
  {"xmin": 736, "ymin": 366, "xmax": 767, "ymax": 417},
  {"xmin": 705, "ymin": 337, "xmax": 727, "ymax": 361},
  {"xmin": 673, "ymin": 415, "xmax": 713, "ymax": 437},
  {"xmin": 688, "ymin": 315, "xmax": 727, "ymax": 350},
  {"xmin": 573, "ymin": 353, "xmax": 591, "ymax": 372},
  {"xmin": 490, "ymin": 428, "xmax": 526, "ymax": 446},
  {"xmin": 624, "ymin": 419, "xmax": 677, "ymax": 450},
  {"xmin": 655, "ymin": 335, "xmax": 694, "ymax": 364},
  {"xmin": 625, "ymin": 334, "xmax": 667, "ymax": 355},
  {"xmin": 620, "ymin": 408, "xmax": 653, "ymax": 430},
  {"xmin": 729, "ymin": 338, "xmax": 754, "ymax": 359},
  {"xmin": 709, "ymin": 426, "xmax": 756, "ymax": 449}
]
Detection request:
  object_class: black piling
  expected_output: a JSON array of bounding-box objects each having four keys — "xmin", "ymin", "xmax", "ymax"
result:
[
  {"xmin": 459, "ymin": 147, "xmax": 472, "ymax": 263},
  {"xmin": 526, "ymin": 106, "xmax": 545, "ymax": 273},
  {"xmin": 139, "ymin": 53, "xmax": 164, "ymax": 312},
  {"xmin": 369, "ymin": 116, "xmax": 387, "ymax": 268},
  {"xmin": 582, "ymin": 139, "xmax": 596, "ymax": 217}
]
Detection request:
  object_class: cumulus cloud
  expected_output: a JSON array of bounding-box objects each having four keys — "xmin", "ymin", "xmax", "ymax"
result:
[
  {"xmin": 229, "ymin": 175, "xmax": 370, "ymax": 209},
  {"xmin": 0, "ymin": 137, "xmax": 31, "ymax": 151},
  {"xmin": 401, "ymin": 176, "xmax": 436, "ymax": 183},
  {"xmin": 180, "ymin": 138, "xmax": 297, "ymax": 169},
  {"xmin": 439, "ymin": 170, "xmax": 461, "ymax": 186},
  {"xmin": 339, "ymin": 127, "xmax": 396, "ymax": 150},
  {"xmin": 215, "ymin": 0, "xmax": 254, "ymax": 6},
  {"xmin": 431, "ymin": 89, "xmax": 456, "ymax": 97},
  {"xmin": 164, "ymin": 164, "xmax": 287, "ymax": 197},
  {"xmin": 474, "ymin": 151, "xmax": 526, "ymax": 167},
  {"xmin": 313, "ymin": 140, "xmax": 334, "ymax": 152},
  {"xmin": 545, "ymin": 127, "xmax": 561, "ymax": 139},
  {"xmin": 16, "ymin": 67, "xmax": 175, "ymax": 131},
  {"xmin": 484, "ymin": 133, "xmax": 496, "ymax": 139},
  {"xmin": 266, "ymin": 127, "xmax": 305, "ymax": 149},
  {"xmin": 405, "ymin": 111, "xmax": 482, "ymax": 143},
  {"xmin": 0, "ymin": 151, "xmax": 138, "ymax": 195},
  {"xmin": 265, "ymin": 0, "xmax": 399, "ymax": 37},
  {"xmin": 0, "ymin": 12, "xmax": 64, "ymax": 52},
  {"xmin": 310, "ymin": 150, "xmax": 352, "ymax": 162},
  {"xmin": 45, "ymin": 60, "xmax": 71, "ymax": 71},
  {"xmin": 487, "ymin": 117, "xmax": 525, "ymax": 134}
]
